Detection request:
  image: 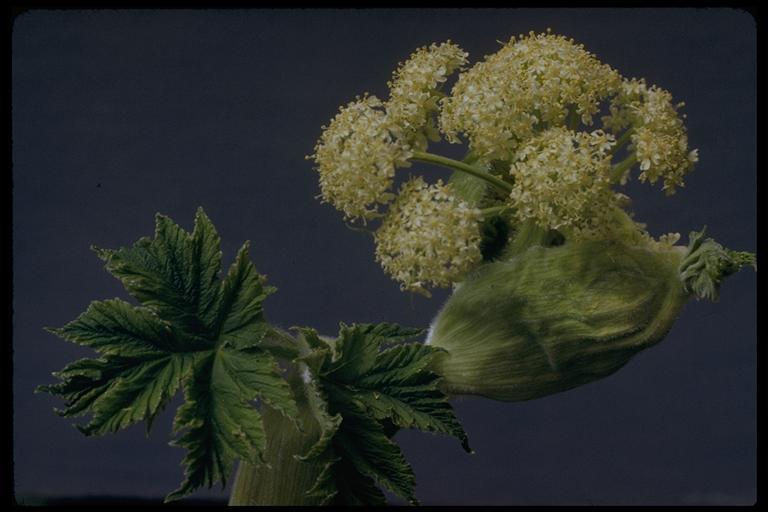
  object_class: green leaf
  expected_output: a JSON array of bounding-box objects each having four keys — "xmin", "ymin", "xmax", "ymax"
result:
[
  {"xmin": 331, "ymin": 458, "xmax": 387, "ymax": 505},
  {"xmin": 679, "ymin": 228, "xmax": 757, "ymax": 301},
  {"xmin": 303, "ymin": 398, "xmax": 409, "ymax": 506},
  {"xmin": 38, "ymin": 356, "xmax": 186, "ymax": 429},
  {"xmin": 214, "ymin": 242, "xmax": 277, "ymax": 350},
  {"xmin": 325, "ymin": 323, "xmax": 423, "ymax": 383},
  {"xmin": 167, "ymin": 350, "xmax": 294, "ymax": 501},
  {"xmin": 332, "ymin": 405, "xmax": 418, "ymax": 504},
  {"xmin": 356, "ymin": 343, "xmax": 472, "ymax": 453},
  {"xmin": 92, "ymin": 208, "xmax": 223, "ymax": 339},
  {"xmin": 299, "ymin": 322, "xmax": 469, "ymax": 505},
  {"xmin": 40, "ymin": 208, "xmax": 297, "ymax": 502},
  {"xmin": 48, "ymin": 299, "xmax": 181, "ymax": 356},
  {"xmin": 305, "ymin": 457, "xmax": 342, "ymax": 505},
  {"xmin": 39, "ymin": 300, "xmax": 201, "ymax": 434}
]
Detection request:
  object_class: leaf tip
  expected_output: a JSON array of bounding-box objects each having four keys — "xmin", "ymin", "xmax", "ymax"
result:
[
  {"xmin": 163, "ymin": 490, "xmax": 183, "ymax": 503},
  {"xmin": 153, "ymin": 212, "xmax": 175, "ymax": 237},
  {"xmin": 194, "ymin": 205, "xmax": 208, "ymax": 219},
  {"xmin": 43, "ymin": 326, "xmax": 62, "ymax": 336},
  {"xmin": 74, "ymin": 423, "xmax": 90, "ymax": 436},
  {"xmin": 193, "ymin": 206, "xmax": 218, "ymax": 235}
]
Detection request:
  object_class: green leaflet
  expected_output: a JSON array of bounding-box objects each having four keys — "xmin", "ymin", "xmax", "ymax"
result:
[
  {"xmin": 332, "ymin": 404, "xmax": 416, "ymax": 504},
  {"xmin": 91, "ymin": 210, "xmax": 222, "ymax": 340},
  {"xmin": 325, "ymin": 323, "xmax": 424, "ymax": 382},
  {"xmin": 297, "ymin": 323, "xmax": 470, "ymax": 505},
  {"xmin": 679, "ymin": 228, "xmax": 757, "ymax": 301},
  {"xmin": 167, "ymin": 349, "xmax": 296, "ymax": 501},
  {"xmin": 305, "ymin": 457, "xmax": 343, "ymax": 505},
  {"xmin": 355, "ymin": 343, "xmax": 471, "ymax": 452},
  {"xmin": 39, "ymin": 300, "xmax": 203, "ymax": 435},
  {"xmin": 38, "ymin": 208, "xmax": 297, "ymax": 502}
]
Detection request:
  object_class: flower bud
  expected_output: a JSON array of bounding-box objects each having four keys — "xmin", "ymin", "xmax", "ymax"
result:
[{"xmin": 427, "ymin": 238, "xmax": 689, "ymax": 401}]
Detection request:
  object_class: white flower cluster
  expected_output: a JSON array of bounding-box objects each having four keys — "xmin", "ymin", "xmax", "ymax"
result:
[
  {"xmin": 604, "ymin": 78, "xmax": 698, "ymax": 194},
  {"xmin": 386, "ymin": 41, "xmax": 468, "ymax": 150},
  {"xmin": 309, "ymin": 95, "xmax": 412, "ymax": 220},
  {"xmin": 374, "ymin": 177, "xmax": 483, "ymax": 295},
  {"xmin": 309, "ymin": 43, "xmax": 467, "ymax": 221},
  {"xmin": 509, "ymin": 127, "xmax": 617, "ymax": 236},
  {"xmin": 310, "ymin": 32, "xmax": 701, "ymax": 293},
  {"xmin": 440, "ymin": 31, "xmax": 622, "ymax": 162}
]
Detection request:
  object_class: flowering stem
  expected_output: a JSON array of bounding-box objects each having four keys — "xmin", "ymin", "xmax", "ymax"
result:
[
  {"xmin": 411, "ymin": 151, "xmax": 514, "ymax": 194},
  {"xmin": 566, "ymin": 108, "xmax": 579, "ymax": 130},
  {"xmin": 504, "ymin": 219, "xmax": 550, "ymax": 258},
  {"xmin": 609, "ymin": 128, "xmax": 634, "ymax": 156},
  {"xmin": 610, "ymin": 154, "xmax": 637, "ymax": 184},
  {"xmin": 480, "ymin": 205, "xmax": 511, "ymax": 218}
]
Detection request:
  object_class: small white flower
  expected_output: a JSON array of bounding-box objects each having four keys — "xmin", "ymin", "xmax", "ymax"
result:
[
  {"xmin": 508, "ymin": 127, "xmax": 617, "ymax": 236},
  {"xmin": 374, "ymin": 177, "xmax": 483, "ymax": 295},
  {"xmin": 309, "ymin": 95, "xmax": 412, "ymax": 220},
  {"xmin": 386, "ymin": 41, "xmax": 468, "ymax": 150},
  {"xmin": 604, "ymin": 78, "xmax": 698, "ymax": 194},
  {"xmin": 440, "ymin": 30, "xmax": 621, "ymax": 162}
]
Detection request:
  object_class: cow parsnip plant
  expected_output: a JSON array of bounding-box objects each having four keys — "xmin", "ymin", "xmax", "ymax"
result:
[{"xmin": 41, "ymin": 31, "xmax": 754, "ymax": 505}]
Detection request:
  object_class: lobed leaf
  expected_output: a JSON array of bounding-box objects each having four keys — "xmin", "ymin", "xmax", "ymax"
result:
[
  {"xmin": 167, "ymin": 349, "xmax": 295, "ymax": 501},
  {"xmin": 40, "ymin": 208, "xmax": 297, "ymax": 502},
  {"xmin": 356, "ymin": 343, "xmax": 471, "ymax": 452},
  {"xmin": 324, "ymin": 323, "xmax": 423, "ymax": 382},
  {"xmin": 92, "ymin": 208, "xmax": 223, "ymax": 339},
  {"xmin": 299, "ymin": 322, "xmax": 469, "ymax": 505},
  {"xmin": 331, "ymin": 405, "xmax": 418, "ymax": 504}
]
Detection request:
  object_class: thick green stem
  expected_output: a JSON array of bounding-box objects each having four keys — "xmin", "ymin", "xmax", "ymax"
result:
[
  {"xmin": 480, "ymin": 205, "xmax": 511, "ymax": 218},
  {"xmin": 229, "ymin": 365, "xmax": 325, "ymax": 506},
  {"xmin": 610, "ymin": 127, "xmax": 634, "ymax": 156},
  {"xmin": 611, "ymin": 154, "xmax": 638, "ymax": 184},
  {"xmin": 411, "ymin": 150, "xmax": 514, "ymax": 194},
  {"xmin": 503, "ymin": 219, "xmax": 553, "ymax": 258}
]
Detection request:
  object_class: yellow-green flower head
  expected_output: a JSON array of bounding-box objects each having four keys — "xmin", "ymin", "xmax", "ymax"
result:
[
  {"xmin": 440, "ymin": 30, "xmax": 622, "ymax": 162},
  {"xmin": 374, "ymin": 177, "xmax": 483, "ymax": 295},
  {"xmin": 604, "ymin": 78, "xmax": 699, "ymax": 194},
  {"xmin": 386, "ymin": 41, "xmax": 469, "ymax": 150},
  {"xmin": 309, "ymin": 95, "xmax": 413, "ymax": 220},
  {"xmin": 509, "ymin": 127, "xmax": 617, "ymax": 236}
]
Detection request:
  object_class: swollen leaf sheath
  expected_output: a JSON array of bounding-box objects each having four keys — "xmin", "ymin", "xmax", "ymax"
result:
[{"xmin": 428, "ymin": 239, "xmax": 688, "ymax": 401}]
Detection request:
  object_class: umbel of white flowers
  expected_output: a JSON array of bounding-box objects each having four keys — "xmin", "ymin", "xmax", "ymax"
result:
[{"xmin": 308, "ymin": 30, "xmax": 699, "ymax": 296}]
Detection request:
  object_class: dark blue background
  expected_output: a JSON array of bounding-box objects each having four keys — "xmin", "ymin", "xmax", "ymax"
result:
[{"xmin": 12, "ymin": 8, "xmax": 756, "ymax": 505}]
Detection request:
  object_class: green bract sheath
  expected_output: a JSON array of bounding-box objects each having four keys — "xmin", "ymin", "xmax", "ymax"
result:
[{"xmin": 428, "ymin": 239, "xmax": 689, "ymax": 401}]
